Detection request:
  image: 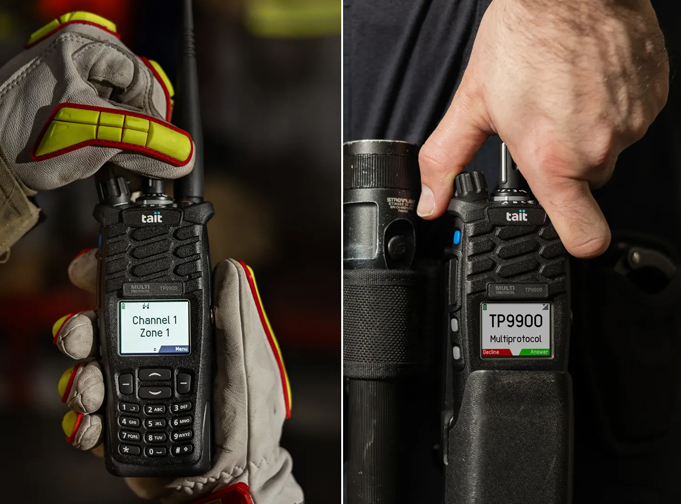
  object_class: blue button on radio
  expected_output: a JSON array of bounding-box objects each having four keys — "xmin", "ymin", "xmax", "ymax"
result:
[{"xmin": 454, "ymin": 230, "xmax": 462, "ymax": 245}]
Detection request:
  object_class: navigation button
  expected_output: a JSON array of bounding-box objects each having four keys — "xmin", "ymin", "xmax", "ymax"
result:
[
  {"xmin": 139, "ymin": 369, "xmax": 172, "ymax": 381},
  {"xmin": 119, "ymin": 444, "xmax": 141, "ymax": 456},
  {"xmin": 119, "ymin": 374, "xmax": 134, "ymax": 395},
  {"xmin": 177, "ymin": 373, "xmax": 192, "ymax": 394},
  {"xmin": 139, "ymin": 386, "xmax": 171, "ymax": 399}
]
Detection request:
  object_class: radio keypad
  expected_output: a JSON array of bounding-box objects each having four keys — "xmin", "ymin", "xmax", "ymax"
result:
[{"xmin": 116, "ymin": 370, "xmax": 196, "ymax": 462}]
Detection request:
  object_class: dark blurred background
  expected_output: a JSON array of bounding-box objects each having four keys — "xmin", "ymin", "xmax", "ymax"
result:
[{"xmin": 0, "ymin": 0, "xmax": 340, "ymax": 502}]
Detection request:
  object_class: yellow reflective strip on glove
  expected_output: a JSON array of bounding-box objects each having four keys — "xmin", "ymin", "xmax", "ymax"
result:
[
  {"xmin": 34, "ymin": 106, "xmax": 192, "ymax": 163},
  {"xmin": 27, "ymin": 11, "xmax": 118, "ymax": 46},
  {"xmin": 146, "ymin": 122, "xmax": 192, "ymax": 161},
  {"xmin": 62, "ymin": 410, "xmax": 79, "ymax": 437},
  {"xmin": 148, "ymin": 60, "xmax": 175, "ymax": 97},
  {"xmin": 58, "ymin": 366, "xmax": 74, "ymax": 398}
]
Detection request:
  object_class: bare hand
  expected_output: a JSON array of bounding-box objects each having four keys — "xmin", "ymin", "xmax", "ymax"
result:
[{"xmin": 417, "ymin": 0, "xmax": 669, "ymax": 258}]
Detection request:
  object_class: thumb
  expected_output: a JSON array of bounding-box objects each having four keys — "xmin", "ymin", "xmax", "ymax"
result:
[
  {"xmin": 418, "ymin": 83, "xmax": 491, "ymax": 219},
  {"xmin": 524, "ymin": 171, "xmax": 611, "ymax": 258}
]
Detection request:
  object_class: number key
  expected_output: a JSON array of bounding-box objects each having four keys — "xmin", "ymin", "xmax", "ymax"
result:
[
  {"xmin": 119, "ymin": 402, "xmax": 139, "ymax": 413},
  {"xmin": 171, "ymin": 430, "xmax": 193, "ymax": 442},
  {"xmin": 171, "ymin": 416, "xmax": 192, "ymax": 428},
  {"xmin": 146, "ymin": 432, "xmax": 167, "ymax": 443},
  {"xmin": 144, "ymin": 404, "xmax": 166, "ymax": 415},
  {"xmin": 119, "ymin": 416, "xmax": 140, "ymax": 428},
  {"xmin": 145, "ymin": 418, "xmax": 166, "ymax": 429},
  {"xmin": 172, "ymin": 402, "xmax": 192, "ymax": 413},
  {"xmin": 119, "ymin": 431, "xmax": 141, "ymax": 442}
]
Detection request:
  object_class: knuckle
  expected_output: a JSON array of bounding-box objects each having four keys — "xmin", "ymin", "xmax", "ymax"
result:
[{"xmin": 418, "ymin": 141, "xmax": 451, "ymax": 178}]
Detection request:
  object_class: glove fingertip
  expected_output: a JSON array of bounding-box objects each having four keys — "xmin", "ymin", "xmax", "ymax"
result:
[{"xmin": 68, "ymin": 248, "xmax": 98, "ymax": 293}]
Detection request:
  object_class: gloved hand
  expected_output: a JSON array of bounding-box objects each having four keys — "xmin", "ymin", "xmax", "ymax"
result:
[
  {"xmin": 0, "ymin": 12, "xmax": 195, "ymax": 256},
  {"xmin": 53, "ymin": 249, "xmax": 303, "ymax": 504}
]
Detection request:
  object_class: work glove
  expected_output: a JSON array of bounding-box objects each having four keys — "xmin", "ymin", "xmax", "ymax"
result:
[
  {"xmin": 0, "ymin": 12, "xmax": 195, "ymax": 256},
  {"xmin": 53, "ymin": 249, "xmax": 303, "ymax": 504}
]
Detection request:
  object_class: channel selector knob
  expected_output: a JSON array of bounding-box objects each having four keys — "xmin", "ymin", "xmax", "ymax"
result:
[{"xmin": 454, "ymin": 171, "xmax": 488, "ymax": 202}]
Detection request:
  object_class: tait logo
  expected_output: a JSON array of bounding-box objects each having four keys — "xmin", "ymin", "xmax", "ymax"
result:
[
  {"xmin": 142, "ymin": 211, "xmax": 163, "ymax": 223},
  {"xmin": 506, "ymin": 209, "xmax": 527, "ymax": 222}
]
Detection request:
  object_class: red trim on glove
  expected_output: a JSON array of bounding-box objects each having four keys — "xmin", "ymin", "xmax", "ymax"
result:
[
  {"xmin": 31, "ymin": 103, "xmax": 193, "ymax": 167},
  {"xmin": 61, "ymin": 362, "xmax": 83, "ymax": 403},
  {"xmin": 192, "ymin": 483, "xmax": 254, "ymax": 504},
  {"xmin": 238, "ymin": 260, "xmax": 292, "ymax": 419},
  {"xmin": 25, "ymin": 20, "xmax": 121, "ymax": 49},
  {"xmin": 53, "ymin": 311, "xmax": 77, "ymax": 344},
  {"xmin": 140, "ymin": 57, "xmax": 173, "ymax": 122},
  {"xmin": 65, "ymin": 412, "xmax": 84, "ymax": 443}
]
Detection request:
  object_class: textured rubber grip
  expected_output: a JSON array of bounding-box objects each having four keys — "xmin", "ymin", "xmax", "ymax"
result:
[
  {"xmin": 343, "ymin": 269, "xmax": 424, "ymax": 379},
  {"xmin": 447, "ymin": 370, "xmax": 573, "ymax": 504}
]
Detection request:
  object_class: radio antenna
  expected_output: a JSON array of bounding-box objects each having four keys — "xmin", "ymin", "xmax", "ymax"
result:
[{"xmin": 173, "ymin": 0, "xmax": 204, "ymax": 203}]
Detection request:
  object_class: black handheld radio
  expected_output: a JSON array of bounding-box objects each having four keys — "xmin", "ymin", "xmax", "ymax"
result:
[
  {"xmin": 94, "ymin": 0, "xmax": 213, "ymax": 477},
  {"xmin": 442, "ymin": 143, "xmax": 573, "ymax": 503}
]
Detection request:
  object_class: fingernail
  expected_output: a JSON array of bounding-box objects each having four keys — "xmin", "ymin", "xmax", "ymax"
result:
[{"xmin": 417, "ymin": 185, "xmax": 435, "ymax": 217}]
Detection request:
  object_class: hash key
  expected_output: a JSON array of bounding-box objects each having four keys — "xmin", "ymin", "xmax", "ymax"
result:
[{"xmin": 173, "ymin": 444, "xmax": 194, "ymax": 455}]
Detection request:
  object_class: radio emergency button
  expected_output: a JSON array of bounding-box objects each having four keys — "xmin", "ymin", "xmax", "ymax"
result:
[
  {"xmin": 139, "ymin": 369, "xmax": 172, "ymax": 381},
  {"xmin": 139, "ymin": 386, "xmax": 172, "ymax": 399},
  {"xmin": 172, "ymin": 401, "xmax": 192, "ymax": 413},
  {"xmin": 119, "ymin": 430, "xmax": 141, "ymax": 442},
  {"xmin": 177, "ymin": 373, "xmax": 192, "ymax": 394},
  {"xmin": 119, "ymin": 374, "xmax": 134, "ymax": 395},
  {"xmin": 173, "ymin": 444, "xmax": 194, "ymax": 455},
  {"xmin": 119, "ymin": 445, "xmax": 141, "ymax": 456},
  {"xmin": 171, "ymin": 430, "xmax": 193, "ymax": 442},
  {"xmin": 119, "ymin": 402, "xmax": 140, "ymax": 413},
  {"xmin": 144, "ymin": 404, "xmax": 167, "ymax": 415}
]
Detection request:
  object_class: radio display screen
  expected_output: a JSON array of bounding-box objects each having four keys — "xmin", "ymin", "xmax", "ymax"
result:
[
  {"xmin": 119, "ymin": 300, "xmax": 190, "ymax": 355},
  {"xmin": 480, "ymin": 302, "xmax": 551, "ymax": 357}
]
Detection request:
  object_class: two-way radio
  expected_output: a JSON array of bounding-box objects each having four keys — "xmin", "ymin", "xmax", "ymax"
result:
[
  {"xmin": 442, "ymin": 143, "xmax": 573, "ymax": 503},
  {"xmin": 94, "ymin": 0, "xmax": 214, "ymax": 477}
]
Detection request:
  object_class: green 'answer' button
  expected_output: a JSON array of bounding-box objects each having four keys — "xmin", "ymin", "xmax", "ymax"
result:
[{"xmin": 519, "ymin": 349, "xmax": 550, "ymax": 356}]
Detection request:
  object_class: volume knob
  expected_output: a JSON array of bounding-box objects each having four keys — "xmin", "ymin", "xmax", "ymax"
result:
[{"xmin": 454, "ymin": 171, "xmax": 488, "ymax": 202}]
